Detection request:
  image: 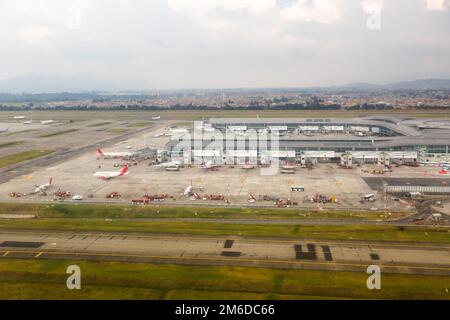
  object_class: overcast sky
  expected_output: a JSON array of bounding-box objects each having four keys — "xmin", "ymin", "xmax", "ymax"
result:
[{"xmin": 0, "ymin": 0, "xmax": 449, "ymax": 89}]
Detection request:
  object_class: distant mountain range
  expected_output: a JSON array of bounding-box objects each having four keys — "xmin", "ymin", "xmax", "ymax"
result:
[
  {"xmin": 0, "ymin": 74, "xmax": 137, "ymax": 93},
  {"xmin": 0, "ymin": 74, "xmax": 450, "ymax": 93},
  {"xmin": 386, "ymin": 79, "xmax": 450, "ymax": 90},
  {"xmin": 335, "ymin": 79, "xmax": 450, "ymax": 91}
]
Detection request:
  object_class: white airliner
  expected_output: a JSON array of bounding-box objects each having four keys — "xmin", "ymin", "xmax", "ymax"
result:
[
  {"xmin": 23, "ymin": 119, "xmax": 33, "ymax": 125},
  {"xmin": 154, "ymin": 160, "xmax": 182, "ymax": 168},
  {"xmin": 152, "ymin": 116, "xmax": 161, "ymax": 120},
  {"xmin": 184, "ymin": 184, "xmax": 193, "ymax": 197},
  {"xmin": 93, "ymin": 166, "xmax": 129, "ymax": 179},
  {"xmin": 363, "ymin": 193, "xmax": 375, "ymax": 200},
  {"xmin": 41, "ymin": 120, "xmax": 54, "ymax": 125},
  {"xmin": 97, "ymin": 148, "xmax": 133, "ymax": 158},
  {"xmin": 201, "ymin": 160, "xmax": 221, "ymax": 170},
  {"xmin": 241, "ymin": 161, "xmax": 255, "ymax": 170},
  {"xmin": 34, "ymin": 178, "xmax": 53, "ymax": 193}
]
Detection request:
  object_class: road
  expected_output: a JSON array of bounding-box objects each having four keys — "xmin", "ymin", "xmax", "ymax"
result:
[{"xmin": 0, "ymin": 229, "xmax": 449, "ymax": 276}]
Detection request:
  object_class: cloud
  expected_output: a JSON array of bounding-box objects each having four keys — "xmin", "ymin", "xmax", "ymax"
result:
[
  {"xmin": 167, "ymin": 0, "xmax": 274, "ymax": 14},
  {"xmin": 19, "ymin": 25, "xmax": 52, "ymax": 43},
  {"xmin": 167, "ymin": 0, "xmax": 342, "ymax": 36},
  {"xmin": 280, "ymin": 0, "xmax": 341, "ymax": 24},
  {"xmin": 166, "ymin": 0, "xmax": 274, "ymax": 36},
  {"xmin": 424, "ymin": 0, "xmax": 450, "ymax": 10}
]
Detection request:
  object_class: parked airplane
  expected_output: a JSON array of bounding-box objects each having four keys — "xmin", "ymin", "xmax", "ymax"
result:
[
  {"xmin": 0, "ymin": 128, "xmax": 8, "ymax": 133},
  {"xmin": 201, "ymin": 160, "xmax": 221, "ymax": 170},
  {"xmin": 184, "ymin": 184, "xmax": 193, "ymax": 197},
  {"xmin": 97, "ymin": 147, "xmax": 133, "ymax": 158},
  {"xmin": 153, "ymin": 160, "xmax": 182, "ymax": 168},
  {"xmin": 151, "ymin": 116, "xmax": 161, "ymax": 120},
  {"xmin": 182, "ymin": 180, "xmax": 203, "ymax": 196},
  {"xmin": 93, "ymin": 166, "xmax": 129, "ymax": 179},
  {"xmin": 34, "ymin": 178, "xmax": 53, "ymax": 193},
  {"xmin": 363, "ymin": 193, "xmax": 375, "ymax": 200},
  {"xmin": 40, "ymin": 120, "xmax": 54, "ymax": 125},
  {"xmin": 241, "ymin": 161, "xmax": 255, "ymax": 170},
  {"xmin": 23, "ymin": 119, "xmax": 33, "ymax": 125}
]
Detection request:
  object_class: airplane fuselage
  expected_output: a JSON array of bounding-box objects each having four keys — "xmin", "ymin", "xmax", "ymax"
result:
[
  {"xmin": 155, "ymin": 161, "xmax": 182, "ymax": 168},
  {"xmin": 93, "ymin": 166, "xmax": 129, "ymax": 179},
  {"xmin": 101, "ymin": 152, "xmax": 133, "ymax": 158},
  {"xmin": 93, "ymin": 172, "xmax": 129, "ymax": 179}
]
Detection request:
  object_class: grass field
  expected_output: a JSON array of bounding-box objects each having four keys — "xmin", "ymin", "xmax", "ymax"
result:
[
  {"xmin": 3, "ymin": 129, "xmax": 39, "ymax": 137},
  {"xmin": 0, "ymin": 141, "xmax": 24, "ymax": 148},
  {"xmin": 0, "ymin": 217, "xmax": 448, "ymax": 243},
  {"xmin": 107, "ymin": 128, "xmax": 129, "ymax": 134},
  {"xmin": 0, "ymin": 203, "xmax": 407, "ymax": 221},
  {"xmin": 0, "ymin": 259, "xmax": 448, "ymax": 299},
  {"xmin": 173, "ymin": 121, "xmax": 194, "ymax": 126},
  {"xmin": 127, "ymin": 122, "xmax": 150, "ymax": 127},
  {"xmin": 0, "ymin": 150, "xmax": 53, "ymax": 168},
  {"xmin": 87, "ymin": 122, "xmax": 113, "ymax": 127},
  {"xmin": 37, "ymin": 129, "xmax": 79, "ymax": 138}
]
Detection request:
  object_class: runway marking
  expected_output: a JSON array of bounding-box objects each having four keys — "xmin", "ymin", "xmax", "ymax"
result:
[
  {"xmin": 295, "ymin": 243, "xmax": 317, "ymax": 260},
  {"xmin": 1, "ymin": 249, "xmax": 450, "ymax": 273},
  {"xmin": 321, "ymin": 245, "xmax": 333, "ymax": 261},
  {"xmin": 34, "ymin": 252, "xmax": 43, "ymax": 258}
]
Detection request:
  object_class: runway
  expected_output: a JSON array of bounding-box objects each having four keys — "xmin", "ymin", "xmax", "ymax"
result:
[{"xmin": 0, "ymin": 229, "xmax": 449, "ymax": 276}]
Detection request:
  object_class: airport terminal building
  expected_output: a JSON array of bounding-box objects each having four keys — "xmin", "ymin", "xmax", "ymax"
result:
[{"xmin": 167, "ymin": 117, "xmax": 450, "ymax": 166}]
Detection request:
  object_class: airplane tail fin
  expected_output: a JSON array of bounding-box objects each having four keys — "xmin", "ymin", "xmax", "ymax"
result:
[
  {"xmin": 97, "ymin": 148, "xmax": 104, "ymax": 156},
  {"xmin": 119, "ymin": 166, "xmax": 129, "ymax": 176}
]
